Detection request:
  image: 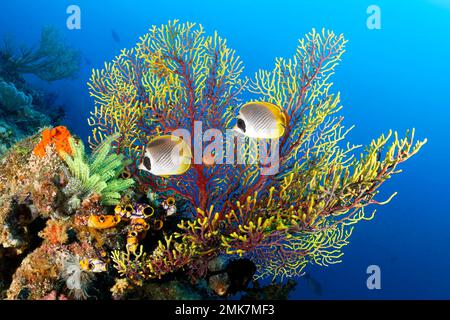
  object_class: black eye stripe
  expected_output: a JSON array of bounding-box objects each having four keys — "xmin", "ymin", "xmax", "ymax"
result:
[
  {"xmin": 143, "ymin": 156, "xmax": 151, "ymax": 170},
  {"xmin": 237, "ymin": 119, "xmax": 246, "ymax": 132}
]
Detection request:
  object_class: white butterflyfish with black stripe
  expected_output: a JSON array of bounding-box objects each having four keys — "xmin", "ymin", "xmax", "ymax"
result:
[
  {"xmin": 138, "ymin": 135, "xmax": 192, "ymax": 176},
  {"xmin": 234, "ymin": 101, "xmax": 287, "ymax": 139}
]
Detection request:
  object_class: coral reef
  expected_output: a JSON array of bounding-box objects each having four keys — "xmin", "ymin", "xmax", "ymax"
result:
[
  {"xmin": 0, "ymin": 133, "xmax": 61, "ymax": 251},
  {"xmin": 0, "ymin": 21, "xmax": 426, "ymax": 300},
  {"xmin": 0, "ymin": 129, "xmax": 133, "ymax": 299}
]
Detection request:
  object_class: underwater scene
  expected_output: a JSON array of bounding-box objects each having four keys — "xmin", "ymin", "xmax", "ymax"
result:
[{"xmin": 0, "ymin": 0, "xmax": 448, "ymax": 302}]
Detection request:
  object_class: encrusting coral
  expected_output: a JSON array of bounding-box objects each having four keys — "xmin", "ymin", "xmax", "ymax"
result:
[
  {"xmin": 0, "ymin": 134, "xmax": 63, "ymax": 252},
  {"xmin": 33, "ymin": 126, "xmax": 73, "ymax": 158},
  {"xmin": 0, "ymin": 21, "xmax": 426, "ymax": 300}
]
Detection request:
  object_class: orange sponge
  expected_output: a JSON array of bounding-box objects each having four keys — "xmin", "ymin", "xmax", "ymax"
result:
[{"xmin": 33, "ymin": 126, "xmax": 73, "ymax": 157}]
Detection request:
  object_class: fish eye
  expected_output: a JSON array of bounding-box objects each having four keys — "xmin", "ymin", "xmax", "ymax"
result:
[
  {"xmin": 129, "ymin": 231, "xmax": 138, "ymax": 237},
  {"xmin": 166, "ymin": 197, "xmax": 175, "ymax": 205},
  {"xmin": 237, "ymin": 119, "xmax": 246, "ymax": 133},
  {"xmin": 125, "ymin": 205, "xmax": 133, "ymax": 212},
  {"xmin": 99, "ymin": 216, "xmax": 105, "ymax": 223},
  {"xmin": 143, "ymin": 156, "xmax": 151, "ymax": 171}
]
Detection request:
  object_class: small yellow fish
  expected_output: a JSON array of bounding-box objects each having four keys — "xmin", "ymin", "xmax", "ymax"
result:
[
  {"xmin": 234, "ymin": 101, "xmax": 287, "ymax": 139},
  {"xmin": 87, "ymin": 214, "xmax": 121, "ymax": 229},
  {"xmin": 138, "ymin": 135, "xmax": 192, "ymax": 176}
]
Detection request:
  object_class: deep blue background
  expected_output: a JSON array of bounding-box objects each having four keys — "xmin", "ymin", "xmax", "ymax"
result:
[{"xmin": 1, "ymin": 0, "xmax": 449, "ymax": 299}]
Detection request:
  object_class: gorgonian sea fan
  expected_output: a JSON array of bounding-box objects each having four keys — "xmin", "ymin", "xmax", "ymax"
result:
[
  {"xmin": 90, "ymin": 21, "xmax": 425, "ymax": 280},
  {"xmin": 88, "ymin": 20, "xmax": 352, "ymax": 215}
]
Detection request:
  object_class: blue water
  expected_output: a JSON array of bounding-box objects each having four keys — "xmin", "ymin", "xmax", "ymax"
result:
[{"xmin": 1, "ymin": 0, "xmax": 449, "ymax": 299}]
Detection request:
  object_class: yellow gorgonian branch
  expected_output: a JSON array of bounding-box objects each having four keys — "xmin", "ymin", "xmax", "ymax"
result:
[{"xmin": 111, "ymin": 234, "xmax": 196, "ymax": 284}]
